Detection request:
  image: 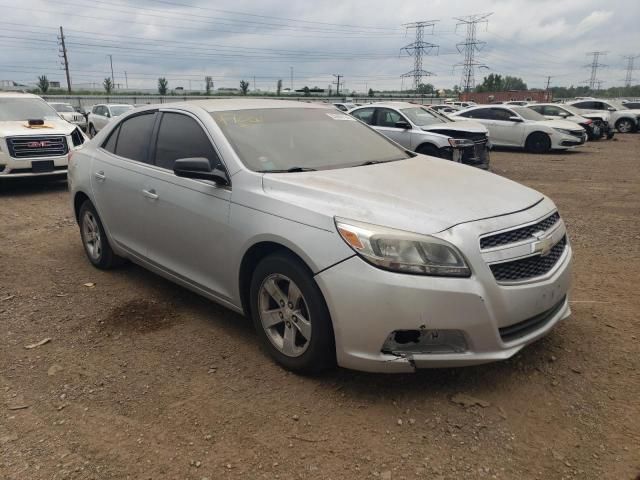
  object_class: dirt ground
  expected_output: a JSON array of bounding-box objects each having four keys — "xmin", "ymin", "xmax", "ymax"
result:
[{"xmin": 1, "ymin": 134, "xmax": 639, "ymax": 480}]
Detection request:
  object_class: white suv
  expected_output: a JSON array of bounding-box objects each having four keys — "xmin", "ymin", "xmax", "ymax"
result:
[
  {"xmin": 567, "ymin": 99, "xmax": 640, "ymax": 133},
  {"xmin": 87, "ymin": 104, "xmax": 133, "ymax": 136},
  {"xmin": 48, "ymin": 102, "xmax": 87, "ymax": 131},
  {"xmin": 0, "ymin": 93, "xmax": 86, "ymax": 178}
]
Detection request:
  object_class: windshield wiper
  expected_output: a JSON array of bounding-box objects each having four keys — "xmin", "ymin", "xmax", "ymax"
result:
[
  {"xmin": 353, "ymin": 157, "xmax": 408, "ymax": 167},
  {"xmin": 258, "ymin": 166, "xmax": 317, "ymax": 173}
]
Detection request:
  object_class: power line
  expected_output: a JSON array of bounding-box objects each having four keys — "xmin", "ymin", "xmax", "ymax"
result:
[
  {"xmin": 453, "ymin": 12, "xmax": 492, "ymax": 93},
  {"xmin": 57, "ymin": 26, "xmax": 71, "ymax": 93},
  {"xmin": 622, "ymin": 54, "xmax": 639, "ymax": 88},
  {"xmin": 399, "ymin": 20, "xmax": 439, "ymax": 91},
  {"xmin": 584, "ymin": 51, "xmax": 607, "ymax": 90}
]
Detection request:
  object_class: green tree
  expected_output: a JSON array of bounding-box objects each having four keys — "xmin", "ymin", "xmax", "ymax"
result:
[
  {"xmin": 103, "ymin": 77, "xmax": 113, "ymax": 94},
  {"xmin": 37, "ymin": 75, "xmax": 49, "ymax": 93},
  {"xmin": 368, "ymin": 88, "xmax": 375, "ymax": 98},
  {"xmin": 302, "ymin": 86, "xmax": 310, "ymax": 97},
  {"xmin": 205, "ymin": 76, "xmax": 213, "ymax": 95},
  {"xmin": 158, "ymin": 77, "xmax": 168, "ymax": 95},
  {"xmin": 277, "ymin": 79, "xmax": 283, "ymax": 96},
  {"xmin": 240, "ymin": 80, "xmax": 249, "ymax": 95},
  {"xmin": 417, "ymin": 83, "xmax": 434, "ymax": 94},
  {"xmin": 476, "ymin": 74, "xmax": 527, "ymax": 92},
  {"xmin": 503, "ymin": 75, "xmax": 527, "ymax": 90}
]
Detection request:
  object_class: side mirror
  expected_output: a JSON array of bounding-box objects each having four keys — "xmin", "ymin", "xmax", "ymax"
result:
[
  {"xmin": 105, "ymin": 111, "xmax": 111, "ymax": 118},
  {"xmin": 394, "ymin": 121, "xmax": 411, "ymax": 129},
  {"xmin": 173, "ymin": 157, "xmax": 229, "ymax": 185},
  {"xmin": 559, "ymin": 112, "xmax": 570, "ymax": 118},
  {"xmin": 607, "ymin": 107, "xmax": 616, "ymax": 112},
  {"xmin": 508, "ymin": 116, "xmax": 523, "ymax": 122}
]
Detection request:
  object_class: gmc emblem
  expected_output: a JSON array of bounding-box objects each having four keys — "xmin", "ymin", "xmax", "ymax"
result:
[{"xmin": 27, "ymin": 141, "xmax": 51, "ymax": 148}]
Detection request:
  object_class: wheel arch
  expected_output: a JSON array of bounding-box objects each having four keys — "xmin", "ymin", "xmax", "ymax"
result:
[{"xmin": 73, "ymin": 191, "xmax": 91, "ymax": 224}]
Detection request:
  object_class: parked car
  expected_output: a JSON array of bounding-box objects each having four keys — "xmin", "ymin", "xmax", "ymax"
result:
[
  {"xmin": 333, "ymin": 102, "xmax": 356, "ymax": 112},
  {"xmin": 621, "ymin": 101, "xmax": 640, "ymax": 109},
  {"xmin": 48, "ymin": 102, "xmax": 87, "ymax": 131},
  {"xmin": 87, "ymin": 104, "xmax": 134, "ymax": 136},
  {"xmin": 445, "ymin": 100, "xmax": 476, "ymax": 108},
  {"xmin": 0, "ymin": 93, "xmax": 86, "ymax": 178},
  {"xmin": 504, "ymin": 101, "xmax": 531, "ymax": 106},
  {"xmin": 69, "ymin": 99, "xmax": 572, "ymax": 373},
  {"xmin": 431, "ymin": 104, "xmax": 461, "ymax": 115},
  {"xmin": 566, "ymin": 99, "xmax": 640, "ymax": 133},
  {"xmin": 450, "ymin": 105, "xmax": 586, "ymax": 153},
  {"xmin": 527, "ymin": 103, "xmax": 613, "ymax": 140},
  {"xmin": 349, "ymin": 102, "xmax": 490, "ymax": 169}
]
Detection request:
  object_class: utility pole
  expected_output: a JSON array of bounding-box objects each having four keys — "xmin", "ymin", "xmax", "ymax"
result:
[
  {"xmin": 58, "ymin": 26, "xmax": 72, "ymax": 93},
  {"xmin": 584, "ymin": 51, "xmax": 607, "ymax": 90},
  {"xmin": 253, "ymin": 76, "xmax": 256, "ymax": 91},
  {"xmin": 124, "ymin": 71, "xmax": 128, "ymax": 89},
  {"xmin": 453, "ymin": 13, "xmax": 492, "ymax": 94},
  {"xmin": 108, "ymin": 54, "xmax": 115, "ymax": 90},
  {"xmin": 290, "ymin": 66, "xmax": 293, "ymax": 91},
  {"xmin": 622, "ymin": 54, "xmax": 639, "ymax": 88},
  {"xmin": 333, "ymin": 74, "xmax": 343, "ymax": 96},
  {"xmin": 399, "ymin": 20, "xmax": 439, "ymax": 92}
]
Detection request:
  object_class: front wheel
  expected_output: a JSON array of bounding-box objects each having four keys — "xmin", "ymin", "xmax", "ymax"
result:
[
  {"xmin": 615, "ymin": 118, "xmax": 635, "ymax": 133},
  {"xmin": 250, "ymin": 252, "xmax": 336, "ymax": 374},
  {"xmin": 525, "ymin": 132, "xmax": 551, "ymax": 154},
  {"xmin": 88, "ymin": 124, "xmax": 97, "ymax": 137}
]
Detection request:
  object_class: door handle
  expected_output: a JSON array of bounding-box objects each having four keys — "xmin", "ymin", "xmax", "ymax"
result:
[
  {"xmin": 94, "ymin": 171, "xmax": 106, "ymax": 181},
  {"xmin": 142, "ymin": 189, "xmax": 159, "ymax": 200}
]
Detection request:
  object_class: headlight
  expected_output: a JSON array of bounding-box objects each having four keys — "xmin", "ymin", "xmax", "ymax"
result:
[
  {"xmin": 553, "ymin": 128, "xmax": 573, "ymax": 135},
  {"xmin": 448, "ymin": 138, "xmax": 475, "ymax": 148},
  {"xmin": 335, "ymin": 218, "xmax": 471, "ymax": 277}
]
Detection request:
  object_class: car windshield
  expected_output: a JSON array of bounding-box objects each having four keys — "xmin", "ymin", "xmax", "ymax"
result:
[
  {"xmin": 401, "ymin": 107, "xmax": 450, "ymax": 126},
  {"xmin": 211, "ymin": 108, "xmax": 411, "ymax": 172},
  {"xmin": 110, "ymin": 105, "xmax": 133, "ymax": 116},
  {"xmin": 50, "ymin": 103, "xmax": 75, "ymax": 112},
  {"xmin": 0, "ymin": 98, "xmax": 60, "ymax": 121},
  {"xmin": 563, "ymin": 105, "xmax": 583, "ymax": 116},
  {"xmin": 512, "ymin": 106, "xmax": 546, "ymax": 121}
]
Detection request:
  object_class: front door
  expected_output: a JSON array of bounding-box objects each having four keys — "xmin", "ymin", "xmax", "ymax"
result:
[{"xmin": 373, "ymin": 108, "xmax": 413, "ymax": 149}]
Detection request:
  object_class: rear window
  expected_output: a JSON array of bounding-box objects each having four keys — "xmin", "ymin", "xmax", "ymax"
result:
[{"xmin": 211, "ymin": 108, "xmax": 410, "ymax": 172}]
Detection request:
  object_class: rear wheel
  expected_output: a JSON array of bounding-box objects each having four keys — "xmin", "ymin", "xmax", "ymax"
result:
[
  {"xmin": 78, "ymin": 200, "xmax": 124, "ymax": 269},
  {"xmin": 615, "ymin": 118, "xmax": 635, "ymax": 133},
  {"xmin": 250, "ymin": 252, "xmax": 335, "ymax": 374},
  {"xmin": 525, "ymin": 132, "xmax": 551, "ymax": 154}
]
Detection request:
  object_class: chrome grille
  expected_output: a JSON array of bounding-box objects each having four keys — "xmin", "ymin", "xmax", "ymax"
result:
[
  {"xmin": 480, "ymin": 212, "xmax": 560, "ymax": 249},
  {"xmin": 6, "ymin": 135, "xmax": 69, "ymax": 159},
  {"xmin": 490, "ymin": 236, "xmax": 566, "ymax": 282}
]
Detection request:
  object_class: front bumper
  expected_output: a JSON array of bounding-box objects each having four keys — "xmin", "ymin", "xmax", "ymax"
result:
[
  {"xmin": 551, "ymin": 131, "xmax": 587, "ymax": 149},
  {"xmin": 315, "ymin": 200, "xmax": 572, "ymax": 373},
  {"xmin": 0, "ymin": 152, "xmax": 69, "ymax": 178}
]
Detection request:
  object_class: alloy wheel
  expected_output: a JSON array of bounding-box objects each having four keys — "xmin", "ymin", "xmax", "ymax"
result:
[
  {"xmin": 82, "ymin": 211, "xmax": 102, "ymax": 261},
  {"xmin": 258, "ymin": 274, "xmax": 312, "ymax": 357},
  {"xmin": 617, "ymin": 119, "xmax": 633, "ymax": 133}
]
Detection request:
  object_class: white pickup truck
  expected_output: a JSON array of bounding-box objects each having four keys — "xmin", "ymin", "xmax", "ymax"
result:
[{"xmin": 0, "ymin": 93, "xmax": 87, "ymax": 178}]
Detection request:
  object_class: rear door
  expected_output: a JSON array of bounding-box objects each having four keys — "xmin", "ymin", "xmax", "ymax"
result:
[
  {"xmin": 372, "ymin": 108, "xmax": 413, "ymax": 149},
  {"xmin": 91, "ymin": 111, "xmax": 158, "ymax": 257},
  {"xmin": 141, "ymin": 110, "xmax": 233, "ymax": 300}
]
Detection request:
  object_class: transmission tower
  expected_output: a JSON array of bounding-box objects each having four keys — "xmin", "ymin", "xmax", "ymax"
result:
[
  {"xmin": 399, "ymin": 21, "xmax": 439, "ymax": 92},
  {"xmin": 453, "ymin": 13, "xmax": 492, "ymax": 93},
  {"xmin": 584, "ymin": 51, "xmax": 607, "ymax": 90},
  {"xmin": 622, "ymin": 54, "xmax": 639, "ymax": 88}
]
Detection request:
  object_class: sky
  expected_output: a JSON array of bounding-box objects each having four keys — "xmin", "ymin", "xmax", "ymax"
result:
[{"xmin": 1, "ymin": 0, "xmax": 639, "ymax": 93}]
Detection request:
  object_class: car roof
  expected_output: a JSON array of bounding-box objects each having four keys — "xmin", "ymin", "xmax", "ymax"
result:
[
  {"xmin": 0, "ymin": 92, "xmax": 43, "ymax": 99},
  {"xmin": 134, "ymin": 99, "xmax": 334, "ymax": 114},
  {"xmin": 354, "ymin": 101, "xmax": 425, "ymax": 109}
]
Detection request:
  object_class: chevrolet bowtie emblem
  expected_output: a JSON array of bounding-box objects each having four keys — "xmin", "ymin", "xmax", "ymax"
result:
[{"xmin": 531, "ymin": 231, "xmax": 554, "ymax": 257}]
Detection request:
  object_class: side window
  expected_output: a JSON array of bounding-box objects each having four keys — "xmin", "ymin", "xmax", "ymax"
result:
[
  {"xmin": 463, "ymin": 108, "xmax": 493, "ymax": 119},
  {"xmin": 351, "ymin": 108, "xmax": 375, "ymax": 125},
  {"xmin": 492, "ymin": 108, "xmax": 514, "ymax": 121},
  {"xmin": 375, "ymin": 108, "xmax": 404, "ymax": 128},
  {"xmin": 543, "ymin": 105, "xmax": 561, "ymax": 116},
  {"xmin": 574, "ymin": 101, "xmax": 593, "ymax": 109},
  {"xmin": 102, "ymin": 124, "xmax": 120, "ymax": 153},
  {"xmin": 154, "ymin": 113, "xmax": 220, "ymax": 171},
  {"xmin": 529, "ymin": 105, "xmax": 543, "ymax": 114},
  {"xmin": 114, "ymin": 113, "xmax": 156, "ymax": 163}
]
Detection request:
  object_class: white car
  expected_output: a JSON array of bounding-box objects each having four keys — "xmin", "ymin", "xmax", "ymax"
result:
[
  {"xmin": 87, "ymin": 104, "xmax": 134, "ymax": 136},
  {"xmin": 566, "ymin": 99, "xmax": 640, "ymax": 133},
  {"xmin": 445, "ymin": 100, "xmax": 476, "ymax": 108},
  {"xmin": 504, "ymin": 101, "xmax": 531, "ymax": 106},
  {"xmin": 349, "ymin": 102, "xmax": 491, "ymax": 169},
  {"xmin": 527, "ymin": 103, "xmax": 613, "ymax": 140},
  {"xmin": 48, "ymin": 102, "xmax": 86, "ymax": 131},
  {"xmin": 333, "ymin": 102, "xmax": 356, "ymax": 112},
  {"xmin": 451, "ymin": 105, "xmax": 586, "ymax": 153},
  {"xmin": 0, "ymin": 93, "xmax": 86, "ymax": 178}
]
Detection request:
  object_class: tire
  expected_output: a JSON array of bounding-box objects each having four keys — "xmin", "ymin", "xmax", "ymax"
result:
[
  {"xmin": 88, "ymin": 124, "xmax": 97, "ymax": 137},
  {"xmin": 249, "ymin": 252, "xmax": 336, "ymax": 374},
  {"xmin": 525, "ymin": 132, "xmax": 552, "ymax": 154},
  {"xmin": 416, "ymin": 143, "xmax": 442, "ymax": 158},
  {"xmin": 615, "ymin": 118, "xmax": 635, "ymax": 134},
  {"xmin": 78, "ymin": 200, "xmax": 124, "ymax": 269}
]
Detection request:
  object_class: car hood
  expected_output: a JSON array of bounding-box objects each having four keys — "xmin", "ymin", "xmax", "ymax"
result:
[
  {"xmin": 261, "ymin": 156, "xmax": 543, "ymax": 235},
  {"xmin": 0, "ymin": 119, "xmax": 76, "ymax": 137},
  {"xmin": 528, "ymin": 119, "xmax": 583, "ymax": 130},
  {"xmin": 421, "ymin": 120, "xmax": 488, "ymax": 134}
]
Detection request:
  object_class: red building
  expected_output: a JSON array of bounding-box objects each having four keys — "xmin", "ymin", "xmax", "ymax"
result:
[{"xmin": 459, "ymin": 90, "xmax": 552, "ymax": 103}]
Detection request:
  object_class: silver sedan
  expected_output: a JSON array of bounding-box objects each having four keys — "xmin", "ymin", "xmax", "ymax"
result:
[{"xmin": 69, "ymin": 99, "xmax": 572, "ymax": 373}]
